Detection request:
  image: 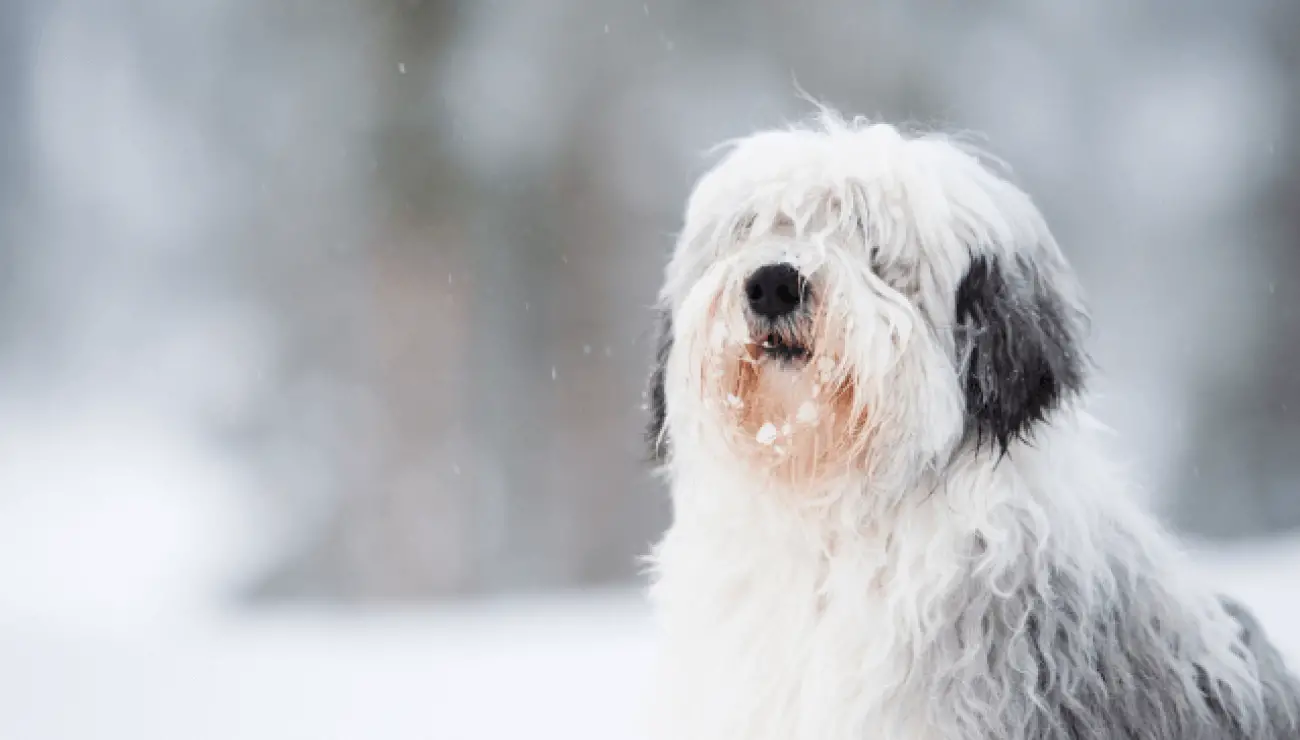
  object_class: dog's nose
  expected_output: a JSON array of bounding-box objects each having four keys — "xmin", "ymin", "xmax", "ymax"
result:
[{"xmin": 745, "ymin": 263, "xmax": 805, "ymax": 320}]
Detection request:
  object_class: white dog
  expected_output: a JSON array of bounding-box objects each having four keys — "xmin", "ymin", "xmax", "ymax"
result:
[{"xmin": 643, "ymin": 109, "xmax": 1300, "ymax": 740}]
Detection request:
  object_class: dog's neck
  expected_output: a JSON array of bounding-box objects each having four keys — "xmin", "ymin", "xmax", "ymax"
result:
[{"xmin": 676, "ymin": 418, "xmax": 1071, "ymax": 522}]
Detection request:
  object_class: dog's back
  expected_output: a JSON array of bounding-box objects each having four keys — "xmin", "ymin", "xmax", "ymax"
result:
[{"xmin": 1218, "ymin": 598, "xmax": 1300, "ymax": 738}]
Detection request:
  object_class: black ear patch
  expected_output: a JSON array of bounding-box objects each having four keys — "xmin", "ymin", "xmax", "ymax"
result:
[
  {"xmin": 955, "ymin": 254, "xmax": 1086, "ymax": 453},
  {"xmin": 645, "ymin": 308, "xmax": 673, "ymax": 463}
]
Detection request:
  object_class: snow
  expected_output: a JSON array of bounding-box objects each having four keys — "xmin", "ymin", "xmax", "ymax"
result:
[
  {"xmin": 0, "ymin": 593, "xmax": 654, "ymax": 740},
  {"xmin": 796, "ymin": 401, "xmax": 819, "ymax": 424},
  {"xmin": 0, "ymin": 398, "xmax": 271, "ymax": 631}
]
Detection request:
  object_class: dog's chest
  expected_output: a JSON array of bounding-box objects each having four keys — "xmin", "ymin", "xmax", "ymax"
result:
[{"xmin": 650, "ymin": 520, "xmax": 939, "ymax": 740}]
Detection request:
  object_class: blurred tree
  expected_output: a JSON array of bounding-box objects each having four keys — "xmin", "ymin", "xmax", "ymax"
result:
[
  {"xmin": 0, "ymin": 0, "xmax": 30, "ymax": 343},
  {"xmin": 0, "ymin": 0, "xmax": 27, "ymax": 209},
  {"xmin": 245, "ymin": 0, "xmax": 479, "ymax": 599}
]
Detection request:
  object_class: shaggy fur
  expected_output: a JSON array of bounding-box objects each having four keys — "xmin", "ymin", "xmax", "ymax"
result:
[{"xmin": 644, "ymin": 109, "xmax": 1300, "ymax": 740}]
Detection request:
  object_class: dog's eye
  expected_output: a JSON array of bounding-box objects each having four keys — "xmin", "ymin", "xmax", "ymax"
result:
[{"xmin": 868, "ymin": 246, "xmax": 918, "ymax": 294}]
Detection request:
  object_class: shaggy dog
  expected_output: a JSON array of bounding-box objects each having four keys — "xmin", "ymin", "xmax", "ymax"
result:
[{"xmin": 643, "ymin": 110, "xmax": 1300, "ymax": 739}]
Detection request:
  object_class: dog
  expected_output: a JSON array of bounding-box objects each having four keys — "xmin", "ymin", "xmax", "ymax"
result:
[{"xmin": 643, "ymin": 109, "xmax": 1300, "ymax": 739}]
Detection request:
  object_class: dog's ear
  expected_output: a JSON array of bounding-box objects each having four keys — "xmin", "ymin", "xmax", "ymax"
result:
[
  {"xmin": 954, "ymin": 254, "xmax": 1086, "ymax": 453},
  {"xmin": 645, "ymin": 308, "xmax": 673, "ymax": 463}
]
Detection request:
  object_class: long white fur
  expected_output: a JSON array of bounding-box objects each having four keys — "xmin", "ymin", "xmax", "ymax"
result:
[{"xmin": 645, "ymin": 110, "xmax": 1299, "ymax": 739}]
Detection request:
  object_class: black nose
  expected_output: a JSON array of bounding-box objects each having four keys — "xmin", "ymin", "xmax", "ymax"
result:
[{"xmin": 745, "ymin": 263, "xmax": 805, "ymax": 320}]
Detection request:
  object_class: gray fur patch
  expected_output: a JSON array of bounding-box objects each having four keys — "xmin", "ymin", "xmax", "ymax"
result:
[
  {"xmin": 955, "ymin": 254, "xmax": 1087, "ymax": 454},
  {"xmin": 926, "ymin": 532, "xmax": 1300, "ymax": 739}
]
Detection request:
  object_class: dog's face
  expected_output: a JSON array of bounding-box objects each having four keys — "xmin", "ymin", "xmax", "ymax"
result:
[{"xmin": 648, "ymin": 116, "xmax": 1088, "ymax": 491}]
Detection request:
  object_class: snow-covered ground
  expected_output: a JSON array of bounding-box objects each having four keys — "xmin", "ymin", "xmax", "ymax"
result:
[
  {"xmin": 0, "ymin": 592, "xmax": 654, "ymax": 740},
  {"xmin": 0, "ymin": 401, "xmax": 1297, "ymax": 740}
]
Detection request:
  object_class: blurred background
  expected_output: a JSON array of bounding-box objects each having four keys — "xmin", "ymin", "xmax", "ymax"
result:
[{"xmin": 1, "ymin": 1, "xmax": 1298, "ymax": 738}]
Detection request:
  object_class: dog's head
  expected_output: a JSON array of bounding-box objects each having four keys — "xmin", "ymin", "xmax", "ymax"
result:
[{"xmin": 647, "ymin": 112, "xmax": 1088, "ymax": 491}]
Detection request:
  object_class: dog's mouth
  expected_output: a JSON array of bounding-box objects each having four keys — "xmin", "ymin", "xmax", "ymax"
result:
[{"xmin": 756, "ymin": 332, "xmax": 809, "ymax": 362}]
